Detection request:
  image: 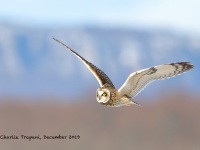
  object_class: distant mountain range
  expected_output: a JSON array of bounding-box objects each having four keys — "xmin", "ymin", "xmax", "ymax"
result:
[{"xmin": 0, "ymin": 23, "xmax": 199, "ymax": 98}]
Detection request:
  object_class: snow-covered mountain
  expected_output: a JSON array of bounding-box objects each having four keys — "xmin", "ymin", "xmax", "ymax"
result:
[{"xmin": 0, "ymin": 23, "xmax": 199, "ymax": 98}]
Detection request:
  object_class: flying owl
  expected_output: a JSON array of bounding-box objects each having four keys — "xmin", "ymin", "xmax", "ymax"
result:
[{"xmin": 53, "ymin": 37, "xmax": 194, "ymax": 107}]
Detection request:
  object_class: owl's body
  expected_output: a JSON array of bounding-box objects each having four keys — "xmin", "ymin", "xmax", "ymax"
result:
[
  {"xmin": 53, "ymin": 37, "xmax": 194, "ymax": 107},
  {"xmin": 96, "ymin": 85, "xmax": 134, "ymax": 107}
]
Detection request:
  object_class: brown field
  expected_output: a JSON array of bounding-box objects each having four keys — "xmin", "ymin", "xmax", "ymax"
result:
[{"xmin": 0, "ymin": 92, "xmax": 200, "ymax": 150}]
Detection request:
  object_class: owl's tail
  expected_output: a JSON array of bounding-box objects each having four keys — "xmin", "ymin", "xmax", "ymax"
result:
[{"xmin": 131, "ymin": 100, "xmax": 142, "ymax": 107}]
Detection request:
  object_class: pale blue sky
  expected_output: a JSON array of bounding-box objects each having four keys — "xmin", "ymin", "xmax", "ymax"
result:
[{"xmin": 0, "ymin": 0, "xmax": 200, "ymax": 33}]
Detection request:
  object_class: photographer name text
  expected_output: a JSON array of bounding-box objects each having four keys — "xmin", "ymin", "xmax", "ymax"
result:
[{"xmin": 0, "ymin": 134, "xmax": 80, "ymax": 141}]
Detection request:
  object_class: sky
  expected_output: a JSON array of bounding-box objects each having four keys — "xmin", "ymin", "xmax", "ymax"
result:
[
  {"xmin": 0, "ymin": 0, "xmax": 199, "ymax": 98},
  {"xmin": 0, "ymin": 0, "xmax": 200, "ymax": 33}
]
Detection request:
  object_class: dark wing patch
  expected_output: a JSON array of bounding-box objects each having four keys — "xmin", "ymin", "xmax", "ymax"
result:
[{"xmin": 147, "ymin": 67, "xmax": 158, "ymax": 75}]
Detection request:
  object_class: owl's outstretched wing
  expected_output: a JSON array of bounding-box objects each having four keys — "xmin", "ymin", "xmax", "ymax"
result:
[
  {"xmin": 53, "ymin": 37, "xmax": 115, "ymax": 88},
  {"xmin": 118, "ymin": 62, "xmax": 193, "ymax": 98}
]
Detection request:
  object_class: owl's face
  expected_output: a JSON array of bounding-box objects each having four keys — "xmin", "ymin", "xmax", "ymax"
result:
[{"xmin": 96, "ymin": 88, "xmax": 110, "ymax": 104}]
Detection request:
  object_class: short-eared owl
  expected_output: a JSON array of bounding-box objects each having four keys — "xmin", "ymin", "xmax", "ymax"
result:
[{"xmin": 53, "ymin": 37, "xmax": 194, "ymax": 107}]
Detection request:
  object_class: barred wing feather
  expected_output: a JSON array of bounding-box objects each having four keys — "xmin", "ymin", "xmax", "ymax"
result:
[{"xmin": 118, "ymin": 62, "xmax": 193, "ymax": 98}]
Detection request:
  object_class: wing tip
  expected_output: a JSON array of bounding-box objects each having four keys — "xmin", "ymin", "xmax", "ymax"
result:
[
  {"xmin": 170, "ymin": 61, "xmax": 194, "ymax": 72},
  {"xmin": 182, "ymin": 62, "xmax": 194, "ymax": 70}
]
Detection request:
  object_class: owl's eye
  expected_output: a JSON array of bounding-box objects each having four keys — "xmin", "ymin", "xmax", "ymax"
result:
[{"xmin": 102, "ymin": 92, "xmax": 107, "ymax": 97}]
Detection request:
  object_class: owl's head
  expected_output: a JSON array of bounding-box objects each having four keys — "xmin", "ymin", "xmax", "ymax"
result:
[{"xmin": 96, "ymin": 88, "xmax": 111, "ymax": 104}]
